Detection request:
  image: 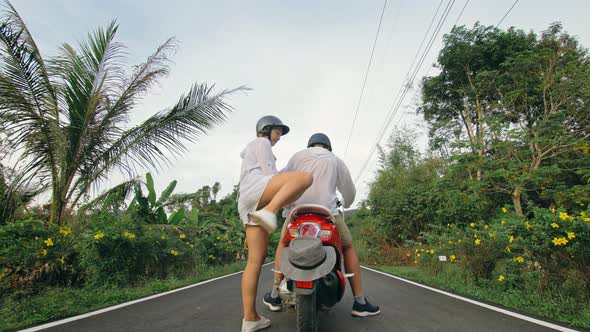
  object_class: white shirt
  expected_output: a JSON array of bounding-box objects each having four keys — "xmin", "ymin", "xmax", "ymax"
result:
[
  {"xmin": 238, "ymin": 137, "xmax": 277, "ymax": 223},
  {"xmin": 281, "ymin": 147, "xmax": 355, "ymax": 216}
]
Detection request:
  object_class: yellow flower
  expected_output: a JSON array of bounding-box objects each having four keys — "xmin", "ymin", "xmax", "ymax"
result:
[
  {"xmin": 514, "ymin": 256, "xmax": 525, "ymax": 263},
  {"xmin": 505, "ymin": 246, "xmax": 511, "ymax": 253},
  {"xmin": 498, "ymin": 275, "xmax": 505, "ymax": 282},
  {"xmin": 509, "ymin": 235, "xmax": 515, "ymax": 244},
  {"xmin": 475, "ymin": 239, "xmax": 481, "ymax": 245},
  {"xmin": 449, "ymin": 255, "xmax": 456, "ymax": 262},
  {"xmin": 551, "ymin": 237, "xmax": 569, "ymax": 246},
  {"xmin": 470, "ymin": 223, "xmax": 475, "ymax": 228},
  {"xmin": 501, "ymin": 220, "xmax": 506, "ymax": 225},
  {"xmin": 430, "ymin": 249, "xmax": 435, "ymax": 254},
  {"xmin": 567, "ymin": 232, "xmax": 575, "ymax": 240},
  {"xmin": 421, "ymin": 248, "xmax": 425, "ymax": 252},
  {"xmin": 502, "ymin": 207, "xmax": 507, "ymax": 213},
  {"xmin": 551, "ymin": 207, "xmax": 556, "ymax": 214},
  {"xmin": 484, "ymin": 225, "xmax": 489, "ymax": 230},
  {"xmin": 179, "ymin": 234, "xmax": 186, "ymax": 239},
  {"xmin": 41, "ymin": 249, "xmax": 47, "ymax": 256},
  {"xmin": 417, "ymin": 253, "xmax": 421, "ymax": 257},
  {"xmin": 94, "ymin": 232, "xmax": 105, "ymax": 240},
  {"xmin": 60, "ymin": 228, "xmax": 71, "ymax": 237},
  {"xmin": 488, "ymin": 232, "xmax": 496, "ymax": 239},
  {"xmin": 44, "ymin": 238, "xmax": 54, "ymax": 247},
  {"xmin": 161, "ymin": 235, "xmax": 167, "ymax": 240},
  {"xmin": 123, "ymin": 231, "xmax": 136, "ymax": 239},
  {"xmin": 57, "ymin": 257, "xmax": 65, "ymax": 264},
  {"xmin": 414, "ymin": 249, "xmax": 418, "ymax": 253},
  {"xmin": 457, "ymin": 239, "xmax": 462, "ymax": 244},
  {"xmin": 170, "ymin": 249, "xmax": 179, "ymax": 256},
  {"xmin": 448, "ymin": 240, "xmax": 454, "ymax": 245},
  {"xmin": 473, "ymin": 233, "xmax": 478, "ymax": 238},
  {"xmin": 406, "ymin": 253, "xmax": 411, "ymax": 257},
  {"xmin": 559, "ymin": 212, "xmax": 569, "ymax": 220},
  {"xmin": 525, "ymin": 221, "xmax": 532, "ymax": 230},
  {"xmin": 551, "ymin": 223, "xmax": 559, "ymax": 228}
]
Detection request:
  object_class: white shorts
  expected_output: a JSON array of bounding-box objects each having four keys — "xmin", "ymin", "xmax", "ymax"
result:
[{"xmin": 238, "ymin": 174, "xmax": 273, "ymax": 226}]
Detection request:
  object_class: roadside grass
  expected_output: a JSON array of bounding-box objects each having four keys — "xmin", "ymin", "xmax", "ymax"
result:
[
  {"xmin": 371, "ymin": 265, "xmax": 590, "ymax": 330},
  {"xmin": 0, "ymin": 262, "xmax": 249, "ymax": 332}
]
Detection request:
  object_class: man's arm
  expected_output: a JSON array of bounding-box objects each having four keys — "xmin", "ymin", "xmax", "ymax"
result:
[{"xmin": 336, "ymin": 159, "xmax": 356, "ymax": 208}]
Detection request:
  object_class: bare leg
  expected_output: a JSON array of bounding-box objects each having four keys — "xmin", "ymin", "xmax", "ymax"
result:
[
  {"xmin": 343, "ymin": 244, "xmax": 363, "ymax": 297},
  {"xmin": 257, "ymin": 172, "xmax": 312, "ymax": 213},
  {"xmin": 273, "ymin": 240, "xmax": 286, "ymax": 282},
  {"xmin": 242, "ymin": 225, "xmax": 268, "ymax": 321}
]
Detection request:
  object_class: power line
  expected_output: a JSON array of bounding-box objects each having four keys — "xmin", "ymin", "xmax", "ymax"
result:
[
  {"xmin": 453, "ymin": 0, "xmax": 470, "ymax": 27},
  {"xmin": 352, "ymin": 0, "xmax": 447, "ymax": 182},
  {"xmin": 354, "ymin": 0, "xmax": 456, "ymax": 183},
  {"xmin": 496, "ymin": 0, "xmax": 519, "ymax": 28},
  {"xmin": 343, "ymin": 0, "xmax": 388, "ymax": 160}
]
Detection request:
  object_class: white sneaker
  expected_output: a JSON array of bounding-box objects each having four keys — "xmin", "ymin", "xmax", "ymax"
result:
[
  {"xmin": 242, "ymin": 316, "xmax": 271, "ymax": 332},
  {"xmin": 249, "ymin": 210, "xmax": 277, "ymax": 233}
]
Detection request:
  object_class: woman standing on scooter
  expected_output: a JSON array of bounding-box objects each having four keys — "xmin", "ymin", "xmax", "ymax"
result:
[{"xmin": 239, "ymin": 115, "xmax": 313, "ymax": 332}]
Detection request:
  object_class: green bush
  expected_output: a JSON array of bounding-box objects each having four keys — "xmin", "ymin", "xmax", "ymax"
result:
[
  {"xmin": 78, "ymin": 212, "xmax": 206, "ymax": 287},
  {"xmin": 0, "ymin": 219, "xmax": 78, "ymax": 294}
]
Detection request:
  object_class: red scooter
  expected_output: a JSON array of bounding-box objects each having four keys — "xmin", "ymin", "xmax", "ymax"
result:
[{"xmin": 278, "ymin": 204, "xmax": 349, "ymax": 332}]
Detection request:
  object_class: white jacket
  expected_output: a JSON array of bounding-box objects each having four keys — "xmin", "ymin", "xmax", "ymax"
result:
[
  {"xmin": 238, "ymin": 137, "xmax": 277, "ymax": 223},
  {"xmin": 282, "ymin": 147, "xmax": 355, "ymax": 216}
]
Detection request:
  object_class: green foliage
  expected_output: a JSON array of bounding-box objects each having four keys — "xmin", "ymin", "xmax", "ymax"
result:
[
  {"xmin": 0, "ymin": 219, "xmax": 78, "ymax": 294},
  {"xmin": 126, "ymin": 173, "xmax": 184, "ymax": 225}
]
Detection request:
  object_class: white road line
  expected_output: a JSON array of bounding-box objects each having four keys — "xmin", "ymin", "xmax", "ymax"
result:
[
  {"xmin": 19, "ymin": 262, "xmax": 273, "ymax": 332},
  {"xmin": 362, "ymin": 266, "xmax": 581, "ymax": 332}
]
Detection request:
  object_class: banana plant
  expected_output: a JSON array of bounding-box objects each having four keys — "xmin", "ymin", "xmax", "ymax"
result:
[
  {"xmin": 180, "ymin": 207, "xmax": 227, "ymax": 232},
  {"xmin": 127, "ymin": 173, "xmax": 185, "ymax": 225}
]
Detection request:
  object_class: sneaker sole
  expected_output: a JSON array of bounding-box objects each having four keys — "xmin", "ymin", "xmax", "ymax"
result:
[
  {"xmin": 263, "ymin": 298, "xmax": 282, "ymax": 312},
  {"xmin": 351, "ymin": 309, "xmax": 381, "ymax": 317},
  {"xmin": 250, "ymin": 214, "xmax": 276, "ymax": 233}
]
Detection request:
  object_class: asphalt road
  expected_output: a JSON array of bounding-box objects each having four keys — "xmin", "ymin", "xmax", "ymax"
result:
[{"xmin": 33, "ymin": 265, "xmax": 577, "ymax": 332}]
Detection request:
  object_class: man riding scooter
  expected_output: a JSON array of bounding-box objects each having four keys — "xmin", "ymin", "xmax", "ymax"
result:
[{"xmin": 263, "ymin": 133, "xmax": 380, "ymax": 317}]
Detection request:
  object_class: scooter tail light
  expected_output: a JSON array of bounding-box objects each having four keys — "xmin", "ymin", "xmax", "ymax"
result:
[{"xmin": 298, "ymin": 223, "xmax": 320, "ymax": 237}]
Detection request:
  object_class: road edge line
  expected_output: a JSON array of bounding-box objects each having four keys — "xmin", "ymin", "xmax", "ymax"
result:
[
  {"xmin": 361, "ymin": 266, "xmax": 581, "ymax": 332},
  {"xmin": 19, "ymin": 262, "xmax": 274, "ymax": 332}
]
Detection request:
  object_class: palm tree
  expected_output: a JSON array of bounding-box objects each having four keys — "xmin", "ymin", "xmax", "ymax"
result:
[{"xmin": 0, "ymin": 1, "xmax": 245, "ymax": 224}]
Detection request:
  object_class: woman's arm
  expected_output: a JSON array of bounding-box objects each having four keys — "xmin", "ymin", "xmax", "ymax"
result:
[{"xmin": 254, "ymin": 138, "xmax": 278, "ymax": 175}]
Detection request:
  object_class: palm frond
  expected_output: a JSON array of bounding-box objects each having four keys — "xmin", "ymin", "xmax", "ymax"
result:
[
  {"xmin": 0, "ymin": 2, "xmax": 60, "ymax": 189},
  {"xmin": 80, "ymin": 83, "xmax": 248, "ymax": 197},
  {"xmin": 69, "ymin": 38, "xmax": 178, "ymax": 200},
  {"xmin": 48, "ymin": 21, "xmax": 126, "ymax": 195},
  {"xmin": 78, "ymin": 177, "xmax": 140, "ymax": 214}
]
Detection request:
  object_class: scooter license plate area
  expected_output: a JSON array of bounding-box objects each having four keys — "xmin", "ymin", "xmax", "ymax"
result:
[{"xmin": 295, "ymin": 281, "xmax": 313, "ymax": 289}]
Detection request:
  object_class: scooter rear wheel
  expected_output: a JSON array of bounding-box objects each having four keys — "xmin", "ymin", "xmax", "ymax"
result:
[{"xmin": 296, "ymin": 292, "xmax": 319, "ymax": 332}]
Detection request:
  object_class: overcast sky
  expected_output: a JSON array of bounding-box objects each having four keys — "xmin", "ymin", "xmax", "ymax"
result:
[{"xmin": 9, "ymin": 0, "xmax": 590, "ymax": 206}]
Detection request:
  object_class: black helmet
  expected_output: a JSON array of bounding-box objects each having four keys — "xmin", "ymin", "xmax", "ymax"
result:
[
  {"xmin": 307, "ymin": 133, "xmax": 332, "ymax": 151},
  {"xmin": 256, "ymin": 115, "xmax": 290, "ymax": 137}
]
